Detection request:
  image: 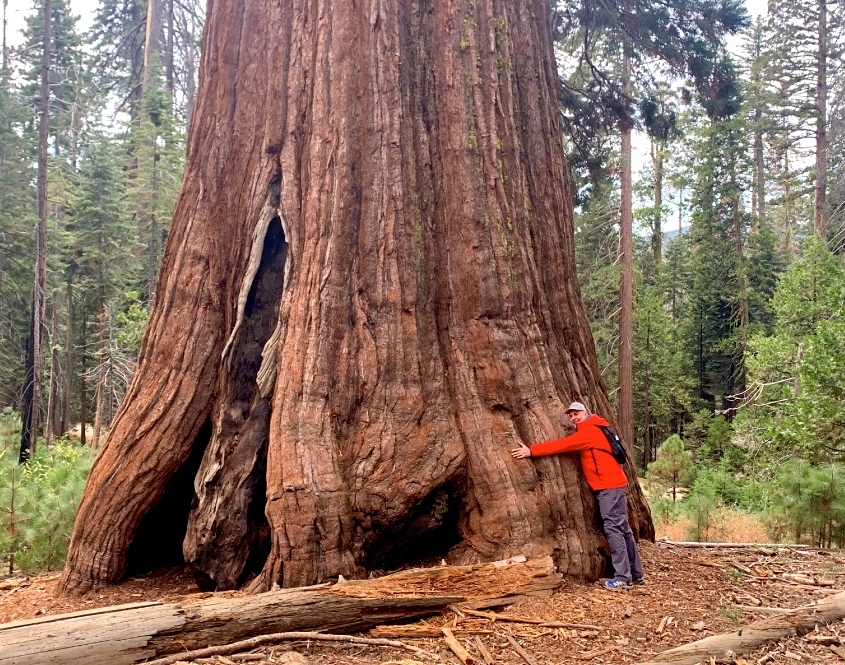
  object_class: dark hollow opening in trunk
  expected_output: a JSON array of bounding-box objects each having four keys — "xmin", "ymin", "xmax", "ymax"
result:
[
  {"xmin": 219, "ymin": 215, "xmax": 287, "ymax": 586},
  {"xmin": 188, "ymin": 215, "xmax": 287, "ymax": 591},
  {"xmin": 362, "ymin": 479, "xmax": 464, "ymax": 572},
  {"xmin": 125, "ymin": 419, "xmax": 212, "ymax": 575}
]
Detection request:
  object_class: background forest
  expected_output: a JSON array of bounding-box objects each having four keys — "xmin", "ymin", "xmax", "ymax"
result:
[{"xmin": 0, "ymin": 0, "xmax": 844, "ymax": 573}]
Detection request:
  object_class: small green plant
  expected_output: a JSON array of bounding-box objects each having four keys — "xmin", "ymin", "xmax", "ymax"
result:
[
  {"xmin": 646, "ymin": 434, "xmax": 694, "ymax": 501},
  {"xmin": 728, "ymin": 566, "xmax": 745, "ymax": 583},
  {"xmin": 718, "ymin": 607, "xmax": 744, "ymax": 623},
  {"xmin": 683, "ymin": 480, "xmax": 718, "ymax": 542}
]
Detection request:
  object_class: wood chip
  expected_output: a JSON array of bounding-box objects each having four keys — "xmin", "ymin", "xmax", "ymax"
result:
[
  {"xmin": 506, "ymin": 635, "xmax": 538, "ymax": 665},
  {"xmin": 656, "ymin": 616, "xmax": 669, "ymax": 634},
  {"xmin": 580, "ymin": 645, "xmax": 618, "ymax": 661},
  {"xmin": 806, "ymin": 634, "xmax": 842, "ymax": 644},
  {"xmin": 692, "ymin": 559, "xmax": 727, "ymax": 570},
  {"xmin": 831, "ymin": 644, "xmax": 845, "ymax": 660},
  {"xmin": 442, "ymin": 627, "xmax": 474, "ymax": 665},
  {"xmin": 448, "ymin": 604, "xmax": 466, "ymax": 618},
  {"xmin": 784, "ymin": 574, "xmax": 835, "ymax": 587},
  {"xmin": 473, "ymin": 637, "xmax": 495, "ymax": 665}
]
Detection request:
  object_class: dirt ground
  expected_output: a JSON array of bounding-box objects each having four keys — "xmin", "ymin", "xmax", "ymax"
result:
[{"xmin": 3, "ymin": 541, "xmax": 845, "ymax": 664}]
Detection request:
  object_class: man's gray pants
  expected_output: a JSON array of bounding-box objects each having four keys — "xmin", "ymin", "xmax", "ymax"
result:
[{"xmin": 596, "ymin": 487, "xmax": 643, "ymax": 584}]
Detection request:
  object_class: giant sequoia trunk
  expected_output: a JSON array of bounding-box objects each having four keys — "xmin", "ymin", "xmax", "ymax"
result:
[{"xmin": 59, "ymin": 0, "xmax": 653, "ymax": 595}]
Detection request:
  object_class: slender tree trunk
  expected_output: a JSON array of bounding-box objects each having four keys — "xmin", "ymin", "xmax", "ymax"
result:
[
  {"xmin": 165, "ymin": 0, "xmax": 174, "ymax": 97},
  {"xmin": 2, "ymin": 0, "xmax": 7, "ymax": 74},
  {"xmin": 46, "ymin": 289, "xmax": 61, "ymax": 445},
  {"xmin": 142, "ymin": 0, "xmax": 163, "ymax": 92},
  {"xmin": 731, "ymin": 136, "xmax": 749, "ymax": 393},
  {"xmin": 750, "ymin": 21, "xmax": 765, "ymax": 233},
  {"xmin": 79, "ymin": 310, "xmax": 87, "ymax": 448},
  {"xmin": 651, "ymin": 138, "xmax": 663, "ymax": 266},
  {"xmin": 127, "ymin": 0, "xmax": 146, "ymax": 120},
  {"xmin": 618, "ymin": 47, "xmax": 635, "ymax": 452},
  {"xmin": 753, "ymin": 117, "xmax": 764, "ymax": 233},
  {"xmin": 19, "ymin": 299, "xmax": 35, "ymax": 462},
  {"xmin": 678, "ymin": 186, "xmax": 683, "ymax": 237},
  {"xmin": 185, "ymin": 50, "xmax": 196, "ymax": 127},
  {"xmin": 814, "ymin": 0, "xmax": 827, "ymax": 236},
  {"xmin": 146, "ymin": 145, "xmax": 159, "ymax": 309},
  {"xmin": 643, "ymin": 321, "xmax": 651, "ymax": 470},
  {"xmin": 21, "ymin": 0, "xmax": 51, "ymax": 462},
  {"xmin": 60, "ymin": 0, "xmax": 653, "ymax": 595},
  {"xmin": 61, "ymin": 280, "xmax": 72, "ymax": 435},
  {"xmin": 92, "ymin": 307, "xmax": 107, "ymax": 450}
]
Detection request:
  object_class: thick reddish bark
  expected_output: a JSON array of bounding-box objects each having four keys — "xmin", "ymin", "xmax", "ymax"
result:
[{"xmin": 60, "ymin": 0, "xmax": 653, "ymax": 595}]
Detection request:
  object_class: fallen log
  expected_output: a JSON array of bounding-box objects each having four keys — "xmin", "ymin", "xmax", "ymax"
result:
[
  {"xmin": 658, "ymin": 539, "xmax": 810, "ymax": 549},
  {"xmin": 1, "ymin": 556, "xmax": 559, "ymax": 665},
  {"xmin": 638, "ymin": 589, "xmax": 845, "ymax": 664}
]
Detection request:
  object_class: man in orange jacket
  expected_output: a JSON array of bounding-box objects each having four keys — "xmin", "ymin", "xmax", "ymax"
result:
[{"xmin": 511, "ymin": 401, "xmax": 644, "ymax": 590}]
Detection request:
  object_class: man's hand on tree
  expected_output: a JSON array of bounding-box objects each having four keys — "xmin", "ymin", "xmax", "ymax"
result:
[{"xmin": 511, "ymin": 443, "xmax": 532, "ymax": 458}]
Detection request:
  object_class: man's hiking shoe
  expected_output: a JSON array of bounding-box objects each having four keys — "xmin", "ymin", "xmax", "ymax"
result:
[
  {"xmin": 603, "ymin": 578, "xmax": 633, "ymax": 591},
  {"xmin": 633, "ymin": 577, "xmax": 645, "ymax": 585}
]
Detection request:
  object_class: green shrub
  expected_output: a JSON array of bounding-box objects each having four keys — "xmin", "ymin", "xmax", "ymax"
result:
[
  {"xmin": 0, "ymin": 413, "xmax": 91, "ymax": 574},
  {"xmin": 646, "ymin": 434, "xmax": 694, "ymax": 502},
  {"xmin": 767, "ymin": 460, "xmax": 845, "ymax": 547},
  {"xmin": 693, "ymin": 467, "xmax": 764, "ymax": 511},
  {"xmin": 649, "ymin": 496, "xmax": 681, "ymax": 524},
  {"xmin": 684, "ymin": 480, "xmax": 718, "ymax": 541}
]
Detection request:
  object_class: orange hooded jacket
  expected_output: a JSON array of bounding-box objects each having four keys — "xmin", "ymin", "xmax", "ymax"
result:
[{"xmin": 528, "ymin": 414, "xmax": 628, "ymax": 491}]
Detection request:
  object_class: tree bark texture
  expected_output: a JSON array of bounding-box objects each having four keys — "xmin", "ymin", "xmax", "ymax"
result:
[{"xmin": 60, "ymin": 0, "xmax": 653, "ymax": 595}]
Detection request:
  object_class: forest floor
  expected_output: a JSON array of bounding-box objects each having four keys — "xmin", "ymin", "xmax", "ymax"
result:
[{"xmin": 3, "ymin": 541, "xmax": 845, "ymax": 665}]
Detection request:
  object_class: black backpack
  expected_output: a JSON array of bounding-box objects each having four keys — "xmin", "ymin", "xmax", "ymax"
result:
[{"xmin": 596, "ymin": 425, "xmax": 628, "ymax": 465}]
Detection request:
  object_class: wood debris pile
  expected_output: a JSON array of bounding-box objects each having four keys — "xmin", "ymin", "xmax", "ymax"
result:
[{"xmin": 331, "ymin": 555, "xmax": 561, "ymax": 605}]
